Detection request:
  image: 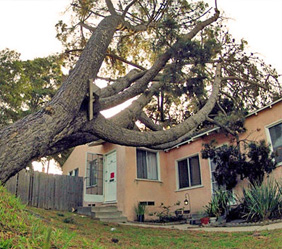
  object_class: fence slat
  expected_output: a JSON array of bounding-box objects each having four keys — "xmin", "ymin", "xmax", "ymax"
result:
[
  {"xmin": 4, "ymin": 175, "xmax": 17, "ymax": 194},
  {"xmin": 17, "ymin": 170, "xmax": 30, "ymax": 204},
  {"xmin": 5, "ymin": 170, "xmax": 83, "ymax": 211}
]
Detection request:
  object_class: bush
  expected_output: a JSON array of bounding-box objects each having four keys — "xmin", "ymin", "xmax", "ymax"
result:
[
  {"xmin": 154, "ymin": 201, "xmax": 184, "ymax": 222},
  {"xmin": 134, "ymin": 203, "xmax": 146, "ymax": 216},
  {"xmin": 202, "ymin": 140, "xmax": 277, "ymax": 189},
  {"xmin": 242, "ymin": 180, "xmax": 282, "ymax": 221},
  {"xmin": 204, "ymin": 188, "xmax": 234, "ymax": 218}
]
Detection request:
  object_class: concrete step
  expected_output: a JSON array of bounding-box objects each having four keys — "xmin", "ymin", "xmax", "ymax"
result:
[
  {"xmin": 91, "ymin": 205, "xmax": 118, "ymax": 213},
  {"xmin": 77, "ymin": 207, "xmax": 95, "ymax": 218},
  {"xmin": 77, "ymin": 205, "xmax": 127, "ymax": 223}
]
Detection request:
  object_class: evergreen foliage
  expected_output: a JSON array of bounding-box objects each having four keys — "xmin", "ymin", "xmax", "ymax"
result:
[
  {"xmin": 0, "ymin": 49, "xmax": 64, "ymax": 126},
  {"xmin": 202, "ymin": 140, "xmax": 277, "ymax": 189}
]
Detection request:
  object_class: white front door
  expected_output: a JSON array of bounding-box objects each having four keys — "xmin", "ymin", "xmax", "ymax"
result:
[{"xmin": 104, "ymin": 151, "xmax": 117, "ymax": 203}]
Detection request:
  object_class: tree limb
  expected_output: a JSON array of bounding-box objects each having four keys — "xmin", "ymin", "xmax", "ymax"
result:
[
  {"xmin": 138, "ymin": 112, "xmax": 164, "ymax": 131},
  {"xmin": 105, "ymin": 0, "xmax": 117, "ymax": 15},
  {"xmin": 206, "ymin": 116, "xmax": 238, "ymax": 138},
  {"xmin": 89, "ymin": 64, "xmax": 222, "ymax": 147},
  {"xmin": 100, "ymin": 9, "xmax": 220, "ymax": 109},
  {"xmin": 79, "ymin": 22, "xmax": 96, "ymax": 32},
  {"xmin": 105, "ymin": 52, "xmax": 147, "ymax": 70},
  {"xmin": 100, "ymin": 69, "xmax": 146, "ymax": 98},
  {"xmin": 222, "ymin": 76, "xmax": 269, "ymax": 90},
  {"xmin": 122, "ymin": 0, "xmax": 138, "ymax": 17},
  {"xmin": 148, "ymin": 127, "xmax": 197, "ymax": 150}
]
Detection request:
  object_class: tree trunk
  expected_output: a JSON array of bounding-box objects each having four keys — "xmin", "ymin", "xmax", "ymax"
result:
[
  {"xmin": 0, "ymin": 9, "xmax": 221, "ymax": 184},
  {"xmin": 0, "ymin": 15, "xmax": 121, "ymax": 184}
]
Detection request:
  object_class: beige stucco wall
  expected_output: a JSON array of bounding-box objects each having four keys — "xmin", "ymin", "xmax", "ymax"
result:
[{"xmin": 62, "ymin": 101, "xmax": 282, "ymax": 221}]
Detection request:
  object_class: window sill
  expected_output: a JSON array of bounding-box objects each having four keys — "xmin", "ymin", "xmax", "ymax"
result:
[
  {"xmin": 175, "ymin": 185, "xmax": 204, "ymax": 192},
  {"xmin": 134, "ymin": 178, "xmax": 162, "ymax": 183},
  {"xmin": 86, "ymin": 185, "xmax": 97, "ymax": 188}
]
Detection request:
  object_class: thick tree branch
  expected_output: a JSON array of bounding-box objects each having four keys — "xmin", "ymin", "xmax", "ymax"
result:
[
  {"xmin": 79, "ymin": 22, "xmax": 96, "ymax": 32},
  {"xmin": 100, "ymin": 9, "xmax": 220, "ymax": 109},
  {"xmin": 0, "ymin": 15, "xmax": 121, "ymax": 183},
  {"xmin": 138, "ymin": 112, "xmax": 164, "ymax": 131},
  {"xmin": 105, "ymin": 0, "xmax": 117, "ymax": 15},
  {"xmin": 100, "ymin": 69, "xmax": 146, "ymax": 98},
  {"xmin": 148, "ymin": 128, "xmax": 197, "ymax": 150},
  {"xmin": 0, "ymin": 9, "xmax": 221, "ymax": 184},
  {"xmin": 89, "ymin": 64, "xmax": 222, "ymax": 147}
]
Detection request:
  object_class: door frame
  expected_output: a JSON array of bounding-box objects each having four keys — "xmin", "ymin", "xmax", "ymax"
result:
[{"xmin": 84, "ymin": 152, "xmax": 104, "ymax": 203}]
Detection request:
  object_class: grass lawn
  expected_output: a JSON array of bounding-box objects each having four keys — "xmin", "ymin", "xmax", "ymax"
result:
[{"xmin": 1, "ymin": 186, "xmax": 282, "ymax": 248}]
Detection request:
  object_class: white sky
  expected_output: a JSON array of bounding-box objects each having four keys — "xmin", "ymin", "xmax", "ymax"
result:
[
  {"xmin": 0, "ymin": 0, "xmax": 281, "ymax": 74},
  {"xmin": 0, "ymin": 0, "xmax": 281, "ymax": 173},
  {"xmin": 206, "ymin": 0, "xmax": 282, "ymax": 74}
]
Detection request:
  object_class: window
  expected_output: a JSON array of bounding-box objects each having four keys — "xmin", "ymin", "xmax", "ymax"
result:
[
  {"xmin": 86, "ymin": 153, "xmax": 104, "ymax": 195},
  {"xmin": 268, "ymin": 122, "xmax": 282, "ymax": 164},
  {"xmin": 136, "ymin": 149, "xmax": 158, "ymax": 180},
  {"xmin": 68, "ymin": 168, "xmax": 79, "ymax": 177},
  {"xmin": 178, "ymin": 155, "xmax": 201, "ymax": 189},
  {"xmin": 139, "ymin": 201, "xmax": 155, "ymax": 206},
  {"xmin": 86, "ymin": 159, "xmax": 98, "ymax": 187}
]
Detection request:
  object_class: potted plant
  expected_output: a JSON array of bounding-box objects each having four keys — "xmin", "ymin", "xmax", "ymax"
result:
[
  {"xmin": 200, "ymin": 216, "xmax": 210, "ymax": 225},
  {"xmin": 204, "ymin": 198, "xmax": 219, "ymax": 223},
  {"xmin": 134, "ymin": 203, "xmax": 146, "ymax": 222},
  {"xmin": 204, "ymin": 188, "xmax": 234, "ymax": 223}
]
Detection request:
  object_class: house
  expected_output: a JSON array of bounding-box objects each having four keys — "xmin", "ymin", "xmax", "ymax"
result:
[{"xmin": 62, "ymin": 98, "xmax": 282, "ymax": 222}]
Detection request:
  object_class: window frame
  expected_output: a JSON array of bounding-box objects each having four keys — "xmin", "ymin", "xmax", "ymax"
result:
[
  {"xmin": 136, "ymin": 148, "xmax": 160, "ymax": 181},
  {"xmin": 209, "ymin": 158, "xmax": 219, "ymax": 196},
  {"xmin": 68, "ymin": 168, "xmax": 79, "ymax": 177},
  {"xmin": 86, "ymin": 157, "xmax": 99, "ymax": 188},
  {"xmin": 176, "ymin": 153, "xmax": 202, "ymax": 190},
  {"xmin": 266, "ymin": 119, "xmax": 282, "ymax": 166}
]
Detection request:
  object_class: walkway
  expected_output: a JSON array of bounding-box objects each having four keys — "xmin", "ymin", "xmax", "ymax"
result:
[{"xmin": 121, "ymin": 221, "xmax": 282, "ymax": 232}]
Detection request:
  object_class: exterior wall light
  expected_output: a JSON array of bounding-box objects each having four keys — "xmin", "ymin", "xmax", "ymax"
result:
[{"xmin": 184, "ymin": 193, "xmax": 190, "ymax": 206}]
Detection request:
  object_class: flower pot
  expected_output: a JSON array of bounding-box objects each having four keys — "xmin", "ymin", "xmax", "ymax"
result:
[
  {"xmin": 200, "ymin": 217, "xmax": 210, "ymax": 225},
  {"xmin": 137, "ymin": 214, "xmax": 144, "ymax": 222},
  {"xmin": 209, "ymin": 217, "xmax": 217, "ymax": 223}
]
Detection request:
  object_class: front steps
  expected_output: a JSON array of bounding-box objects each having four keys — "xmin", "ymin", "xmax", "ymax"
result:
[{"xmin": 77, "ymin": 205, "xmax": 127, "ymax": 223}]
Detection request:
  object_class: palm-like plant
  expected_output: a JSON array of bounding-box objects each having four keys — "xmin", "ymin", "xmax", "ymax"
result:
[{"xmin": 242, "ymin": 180, "xmax": 282, "ymax": 221}]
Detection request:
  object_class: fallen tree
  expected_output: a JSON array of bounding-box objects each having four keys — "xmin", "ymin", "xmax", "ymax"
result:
[{"xmin": 0, "ymin": 0, "xmax": 280, "ymax": 183}]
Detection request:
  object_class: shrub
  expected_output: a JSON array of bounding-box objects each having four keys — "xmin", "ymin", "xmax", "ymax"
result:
[
  {"xmin": 134, "ymin": 203, "xmax": 146, "ymax": 216},
  {"xmin": 204, "ymin": 188, "xmax": 234, "ymax": 218},
  {"xmin": 154, "ymin": 201, "xmax": 184, "ymax": 222},
  {"xmin": 242, "ymin": 180, "xmax": 282, "ymax": 221},
  {"xmin": 202, "ymin": 140, "xmax": 277, "ymax": 189}
]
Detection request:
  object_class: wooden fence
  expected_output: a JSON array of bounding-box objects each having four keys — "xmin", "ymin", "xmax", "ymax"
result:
[{"xmin": 5, "ymin": 170, "xmax": 83, "ymax": 211}]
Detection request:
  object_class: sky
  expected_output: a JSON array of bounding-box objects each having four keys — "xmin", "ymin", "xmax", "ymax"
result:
[
  {"xmin": 205, "ymin": 0, "xmax": 282, "ymax": 74},
  {"xmin": 0, "ymin": 0, "xmax": 281, "ymax": 74},
  {"xmin": 0, "ymin": 0, "xmax": 281, "ymax": 173}
]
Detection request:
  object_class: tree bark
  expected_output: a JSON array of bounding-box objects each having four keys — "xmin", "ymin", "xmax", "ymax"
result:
[
  {"xmin": 0, "ymin": 15, "xmax": 121, "ymax": 184},
  {"xmin": 0, "ymin": 9, "xmax": 220, "ymax": 184}
]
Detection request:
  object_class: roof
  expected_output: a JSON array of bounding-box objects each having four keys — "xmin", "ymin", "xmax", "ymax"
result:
[
  {"xmin": 246, "ymin": 97, "xmax": 282, "ymax": 117},
  {"xmin": 165, "ymin": 97, "xmax": 282, "ymax": 151},
  {"xmin": 88, "ymin": 97, "xmax": 282, "ymax": 150}
]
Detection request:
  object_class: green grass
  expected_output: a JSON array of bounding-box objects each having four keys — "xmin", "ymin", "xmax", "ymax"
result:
[{"xmin": 1, "ymin": 185, "xmax": 282, "ymax": 248}]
